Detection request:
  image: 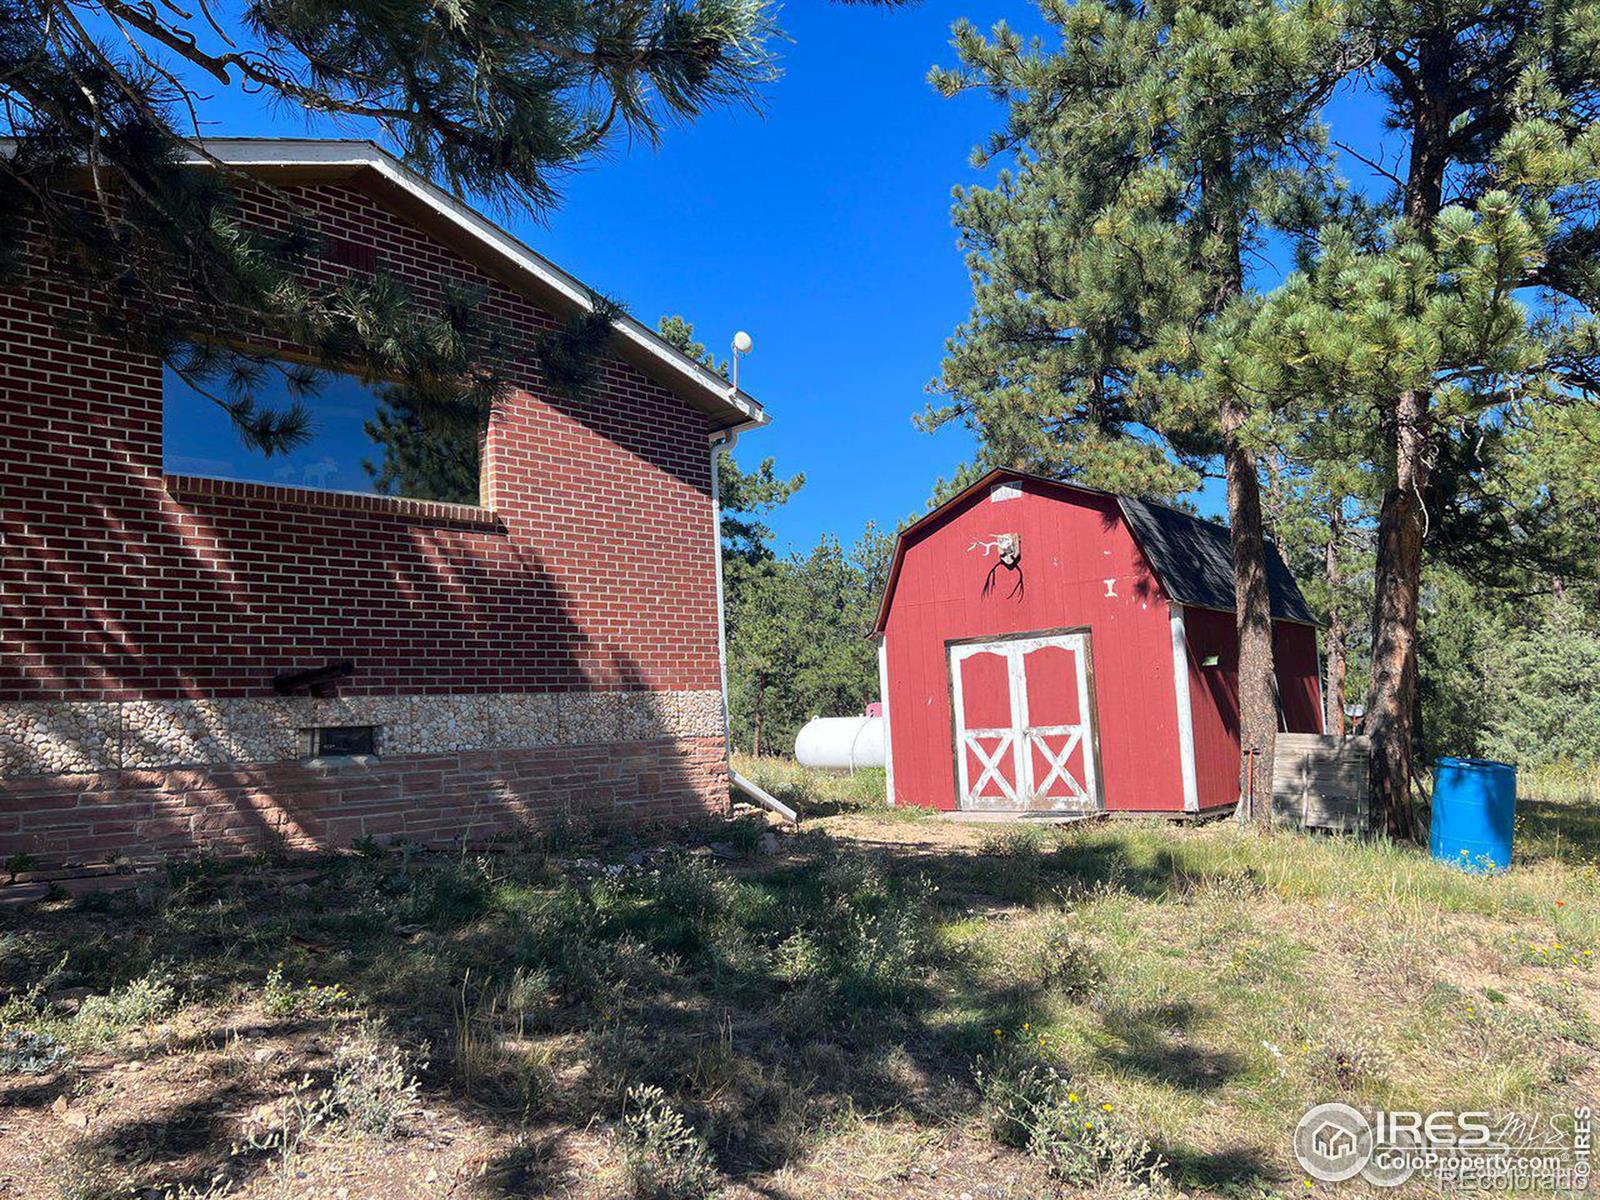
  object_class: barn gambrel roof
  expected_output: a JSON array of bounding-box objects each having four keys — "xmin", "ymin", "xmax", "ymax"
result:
[
  {"xmin": 872, "ymin": 469, "xmax": 1318, "ymax": 632},
  {"xmin": 1117, "ymin": 496, "xmax": 1318, "ymax": 625}
]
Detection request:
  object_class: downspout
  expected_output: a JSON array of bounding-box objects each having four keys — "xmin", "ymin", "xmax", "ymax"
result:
[
  {"xmin": 708, "ymin": 425, "xmax": 740, "ymax": 758},
  {"xmin": 708, "ymin": 423, "xmax": 798, "ymax": 825}
]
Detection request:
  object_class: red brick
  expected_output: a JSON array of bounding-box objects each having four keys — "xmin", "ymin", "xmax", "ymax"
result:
[{"xmin": 0, "ymin": 176, "xmax": 733, "ymax": 869}]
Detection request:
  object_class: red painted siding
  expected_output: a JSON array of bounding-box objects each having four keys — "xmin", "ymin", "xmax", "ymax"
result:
[
  {"xmin": 1183, "ymin": 607, "xmax": 1325, "ymax": 810},
  {"xmin": 882, "ymin": 480, "xmax": 1187, "ymax": 812},
  {"xmin": 1274, "ymin": 622, "xmax": 1325, "ymax": 733},
  {"xmin": 880, "ymin": 476, "xmax": 1326, "ymax": 815},
  {"xmin": 1183, "ymin": 606, "xmax": 1244, "ymax": 810}
]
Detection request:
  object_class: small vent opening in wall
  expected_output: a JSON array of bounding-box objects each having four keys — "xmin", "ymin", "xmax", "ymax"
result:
[{"xmin": 306, "ymin": 725, "xmax": 378, "ymax": 759}]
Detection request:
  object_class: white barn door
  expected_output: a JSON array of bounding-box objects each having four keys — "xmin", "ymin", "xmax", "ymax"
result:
[{"xmin": 950, "ymin": 631, "xmax": 1101, "ymax": 813}]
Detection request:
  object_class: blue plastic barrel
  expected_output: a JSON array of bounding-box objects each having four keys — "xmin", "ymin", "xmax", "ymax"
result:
[{"xmin": 1429, "ymin": 757, "xmax": 1517, "ymax": 872}]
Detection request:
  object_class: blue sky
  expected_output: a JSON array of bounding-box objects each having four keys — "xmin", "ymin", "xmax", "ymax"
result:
[{"xmin": 160, "ymin": 2, "xmax": 1398, "ymax": 552}]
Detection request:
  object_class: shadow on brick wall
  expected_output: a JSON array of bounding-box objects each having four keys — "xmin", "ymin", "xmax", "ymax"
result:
[{"xmin": 1, "ymin": 448, "xmax": 727, "ymax": 868}]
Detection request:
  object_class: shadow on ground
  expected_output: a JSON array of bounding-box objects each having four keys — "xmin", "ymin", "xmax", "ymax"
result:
[{"xmin": 0, "ymin": 821, "xmax": 1353, "ymax": 1197}]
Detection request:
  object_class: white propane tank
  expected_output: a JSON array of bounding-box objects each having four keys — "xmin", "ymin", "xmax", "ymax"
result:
[{"xmin": 794, "ymin": 716, "xmax": 885, "ymax": 770}]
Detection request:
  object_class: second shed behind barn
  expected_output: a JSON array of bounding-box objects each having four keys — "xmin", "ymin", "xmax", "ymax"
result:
[{"xmin": 872, "ymin": 471, "xmax": 1323, "ymax": 816}]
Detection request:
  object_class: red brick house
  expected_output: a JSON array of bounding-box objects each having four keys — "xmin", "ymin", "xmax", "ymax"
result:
[{"xmin": 0, "ymin": 139, "xmax": 767, "ymax": 868}]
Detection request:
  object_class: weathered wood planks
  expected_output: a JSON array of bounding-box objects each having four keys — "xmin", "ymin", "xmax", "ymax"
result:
[{"xmin": 1272, "ymin": 733, "xmax": 1373, "ymax": 832}]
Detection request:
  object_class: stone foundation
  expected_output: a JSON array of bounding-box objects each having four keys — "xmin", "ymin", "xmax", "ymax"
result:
[
  {"xmin": 0, "ymin": 690, "xmax": 724, "ymax": 777},
  {"xmin": 0, "ymin": 689, "xmax": 730, "ymax": 869}
]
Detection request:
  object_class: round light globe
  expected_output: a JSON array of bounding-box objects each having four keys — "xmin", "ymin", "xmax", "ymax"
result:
[{"xmin": 731, "ymin": 331, "xmax": 754, "ymax": 355}]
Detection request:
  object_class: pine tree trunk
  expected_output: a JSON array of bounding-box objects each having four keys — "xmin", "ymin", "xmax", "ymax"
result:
[
  {"xmin": 1367, "ymin": 42, "xmax": 1448, "ymax": 838},
  {"xmin": 1323, "ymin": 511, "xmax": 1348, "ymax": 737},
  {"xmin": 753, "ymin": 707, "xmax": 763, "ymax": 760},
  {"xmin": 1368, "ymin": 388, "xmax": 1429, "ymax": 838},
  {"xmin": 1202, "ymin": 146, "xmax": 1277, "ymax": 827},
  {"xmin": 1224, "ymin": 407, "xmax": 1278, "ymax": 826},
  {"xmin": 1325, "ymin": 612, "xmax": 1348, "ymax": 737}
]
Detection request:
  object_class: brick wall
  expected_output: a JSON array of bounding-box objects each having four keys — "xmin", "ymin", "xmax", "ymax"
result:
[
  {"xmin": 0, "ymin": 739, "xmax": 729, "ymax": 869},
  {"xmin": 0, "ymin": 174, "xmax": 732, "ymax": 867}
]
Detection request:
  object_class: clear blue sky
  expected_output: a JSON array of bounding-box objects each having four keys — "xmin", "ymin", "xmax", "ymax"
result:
[{"xmin": 162, "ymin": 2, "xmax": 1397, "ymax": 552}]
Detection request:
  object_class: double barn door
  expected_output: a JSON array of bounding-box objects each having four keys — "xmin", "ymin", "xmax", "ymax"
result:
[{"xmin": 949, "ymin": 630, "xmax": 1102, "ymax": 812}]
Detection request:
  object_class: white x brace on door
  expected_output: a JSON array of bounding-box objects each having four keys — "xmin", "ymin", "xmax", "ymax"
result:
[{"xmin": 949, "ymin": 631, "xmax": 1101, "ymax": 812}]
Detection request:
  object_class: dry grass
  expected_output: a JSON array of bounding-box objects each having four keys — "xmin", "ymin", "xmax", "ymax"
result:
[{"xmin": 0, "ymin": 768, "xmax": 1594, "ymax": 1199}]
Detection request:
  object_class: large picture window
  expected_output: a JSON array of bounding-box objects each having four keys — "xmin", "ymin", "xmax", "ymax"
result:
[{"xmin": 162, "ymin": 361, "xmax": 482, "ymax": 505}]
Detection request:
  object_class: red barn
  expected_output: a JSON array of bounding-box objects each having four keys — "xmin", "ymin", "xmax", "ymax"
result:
[{"xmin": 872, "ymin": 471, "xmax": 1323, "ymax": 816}]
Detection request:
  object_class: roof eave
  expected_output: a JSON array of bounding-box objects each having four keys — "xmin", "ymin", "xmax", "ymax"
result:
[{"xmin": 181, "ymin": 138, "xmax": 768, "ymax": 433}]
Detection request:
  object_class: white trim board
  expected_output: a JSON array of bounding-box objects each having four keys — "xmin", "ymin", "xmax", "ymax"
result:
[
  {"xmin": 1169, "ymin": 606, "xmax": 1201, "ymax": 812},
  {"xmin": 877, "ymin": 636, "xmax": 896, "ymax": 806}
]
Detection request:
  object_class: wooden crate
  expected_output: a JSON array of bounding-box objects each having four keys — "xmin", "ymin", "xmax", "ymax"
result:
[{"xmin": 1272, "ymin": 734, "xmax": 1373, "ymax": 833}]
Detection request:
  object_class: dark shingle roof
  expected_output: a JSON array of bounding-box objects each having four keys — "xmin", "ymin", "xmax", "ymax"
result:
[{"xmin": 1117, "ymin": 497, "xmax": 1318, "ymax": 624}]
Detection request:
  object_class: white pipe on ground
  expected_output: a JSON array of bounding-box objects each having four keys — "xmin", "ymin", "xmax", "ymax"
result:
[{"xmin": 731, "ymin": 771, "xmax": 798, "ymax": 824}]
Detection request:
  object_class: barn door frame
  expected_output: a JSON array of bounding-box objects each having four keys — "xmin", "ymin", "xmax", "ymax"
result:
[{"xmin": 946, "ymin": 626, "xmax": 1105, "ymax": 813}]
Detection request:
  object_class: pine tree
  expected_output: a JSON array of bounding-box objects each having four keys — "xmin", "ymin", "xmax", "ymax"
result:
[
  {"xmin": 726, "ymin": 527, "xmax": 891, "ymax": 757},
  {"xmin": 1263, "ymin": 450, "xmax": 1377, "ymax": 735},
  {"xmin": 1242, "ymin": 0, "xmax": 1600, "ymax": 832},
  {"xmin": 928, "ymin": 0, "xmax": 1343, "ymax": 822}
]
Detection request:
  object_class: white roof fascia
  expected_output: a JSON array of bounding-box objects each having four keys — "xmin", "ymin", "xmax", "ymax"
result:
[{"xmin": 185, "ymin": 138, "xmax": 768, "ymax": 431}]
